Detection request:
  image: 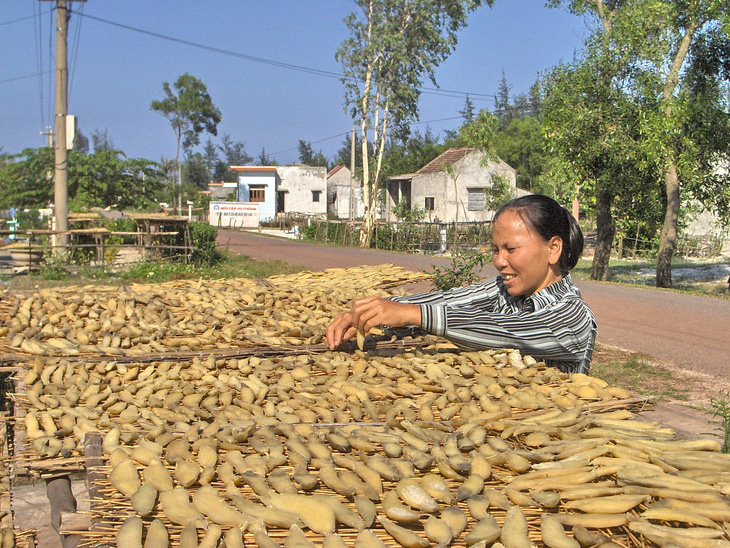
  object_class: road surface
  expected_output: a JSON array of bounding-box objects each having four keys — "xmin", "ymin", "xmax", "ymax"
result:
[{"xmin": 217, "ymin": 229, "xmax": 729, "ymax": 379}]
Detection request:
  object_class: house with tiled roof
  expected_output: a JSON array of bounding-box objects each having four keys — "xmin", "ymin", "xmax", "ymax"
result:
[
  {"xmin": 326, "ymin": 165, "xmax": 364, "ymax": 219},
  {"xmin": 386, "ymin": 147, "xmax": 519, "ymax": 223}
]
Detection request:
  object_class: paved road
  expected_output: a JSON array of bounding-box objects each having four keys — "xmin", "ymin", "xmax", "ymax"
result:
[{"xmin": 217, "ymin": 229, "xmax": 730, "ymax": 379}]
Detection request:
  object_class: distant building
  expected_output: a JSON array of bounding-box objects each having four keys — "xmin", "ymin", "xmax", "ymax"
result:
[
  {"xmin": 684, "ymin": 162, "xmax": 730, "ymax": 254},
  {"xmin": 327, "ymin": 165, "xmax": 364, "ymax": 219},
  {"xmin": 386, "ymin": 147, "xmax": 519, "ymax": 223},
  {"xmin": 207, "ymin": 181, "xmax": 237, "ymax": 201},
  {"xmin": 217, "ymin": 165, "xmax": 327, "ymax": 223}
]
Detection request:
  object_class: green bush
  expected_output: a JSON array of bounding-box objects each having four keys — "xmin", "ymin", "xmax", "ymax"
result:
[
  {"xmin": 189, "ymin": 221, "xmax": 222, "ymax": 267},
  {"xmin": 429, "ymin": 249, "xmax": 487, "ymax": 291},
  {"xmin": 119, "ymin": 259, "xmax": 195, "ymax": 283}
]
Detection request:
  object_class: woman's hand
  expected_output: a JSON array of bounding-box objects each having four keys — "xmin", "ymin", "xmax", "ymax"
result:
[{"xmin": 326, "ymin": 297, "xmax": 421, "ymax": 350}]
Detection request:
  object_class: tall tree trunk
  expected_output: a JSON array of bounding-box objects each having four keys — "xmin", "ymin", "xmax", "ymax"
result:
[
  {"xmin": 656, "ymin": 162, "xmax": 680, "ymax": 287},
  {"xmin": 591, "ymin": 188, "xmax": 615, "ymax": 280},
  {"xmin": 358, "ymin": 5, "xmax": 375, "ymax": 248},
  {"xmin": 655, "ymin": 22, "xmax": 697, "ymax": 288}
]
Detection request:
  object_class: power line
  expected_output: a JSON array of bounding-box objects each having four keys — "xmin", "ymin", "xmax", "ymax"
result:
[
  {"xmin": 77, "ymin": 11, "xmax": 498, "ymax": 103},
  {"xmin": 78, "ymin": 12, "xmax": 345, "ymax": 81},
  {"xmin": 268, "ymin": 115, "xmax": 465, "ymax": 159},
  {"xmin": 68, "ymin": 2, "xmax": 85, "ymax": 103},
  {"xmin": 0, "ymin": 10, "xmax": 51, "ymax": 26},
  {"xmin": 33, "ymin": 0, "xmax": 46, "ymax": 132}
]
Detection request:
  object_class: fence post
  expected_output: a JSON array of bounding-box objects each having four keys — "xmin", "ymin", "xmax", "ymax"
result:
[{"xmin": 617, "ymin": 235, "xmax": 624, "ymax": 260}]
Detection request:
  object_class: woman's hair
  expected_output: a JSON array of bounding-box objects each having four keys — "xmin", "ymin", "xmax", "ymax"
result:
[{"xmin": 494, "ymin": 194, "xmax": 584, "ymax": 272}]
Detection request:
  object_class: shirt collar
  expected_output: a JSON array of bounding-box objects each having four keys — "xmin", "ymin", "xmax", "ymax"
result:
[{"xmin": 526, "ymin": 275, "xmax": 576, "ymax": 310}]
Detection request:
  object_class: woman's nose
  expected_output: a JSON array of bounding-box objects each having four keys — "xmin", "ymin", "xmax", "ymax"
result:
[{"xmin": 493, "ymin": 251, "xmax": 507, "ymax": 267}]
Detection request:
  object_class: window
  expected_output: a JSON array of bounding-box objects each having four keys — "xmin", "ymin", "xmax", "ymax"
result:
[
  {"xmin": 424, "ymin": 197, "xmax": 435, "ymax": 211},
  {"xmin": 249, "ymin": 186, "xmax": 265, "ymax": 202},
  {"xmin": 312, "ymin": 190, "xmax": 322, "ymax": 202},
  {"xmin": 468, "ymin": 188, "xmax": 486, "ymax": 211}
]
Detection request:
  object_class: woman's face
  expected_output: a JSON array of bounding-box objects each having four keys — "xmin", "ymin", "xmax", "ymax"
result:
[{"xmin": 491, "ymin": 209, "xmax": 563, "ymax": 297}]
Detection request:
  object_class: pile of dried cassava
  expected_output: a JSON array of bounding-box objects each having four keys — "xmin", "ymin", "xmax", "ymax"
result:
[{"xmin": 4, "ymin": 265, "xmax": 729, "ymax": 547}]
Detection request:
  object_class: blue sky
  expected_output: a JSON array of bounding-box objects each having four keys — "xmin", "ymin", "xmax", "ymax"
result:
[{"xmin": 1, "ymin": 1, "xmax": 591, "ymax": 165}]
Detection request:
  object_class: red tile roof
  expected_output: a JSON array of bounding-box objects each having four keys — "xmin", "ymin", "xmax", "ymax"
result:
[
  {"xmin": 416, "ymin": 147, "xmax": 477, "ymax": 174},
  {"xmin": 328, "ymin": 165, "xmax": 346, "ymax": 177}
]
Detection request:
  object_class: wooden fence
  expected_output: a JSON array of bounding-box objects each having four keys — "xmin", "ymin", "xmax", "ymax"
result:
[{"xmin": 303, "ymin": 219, "xmax": 493, "ymax": 253}]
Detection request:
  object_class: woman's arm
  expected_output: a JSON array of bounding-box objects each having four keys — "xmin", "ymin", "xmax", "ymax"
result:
[{"xmin": 422, "ymin": 297, "xmax": 596, "ymax": 364}]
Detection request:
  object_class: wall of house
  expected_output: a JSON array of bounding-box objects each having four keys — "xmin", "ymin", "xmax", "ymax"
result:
[
  {"xmin": 327, "ymin": 168, "xmax": 364, "ymax": 219},
  {"xmin": 236, "ymin": 171, "xmax": 277, "ymax": 222},
  {"xmin": 387, "ymin": 152, "xmax": 517, "ymax": 223},
  {"xmin": 208, "ymin": 182, "xmax": 237, "ymax": 201},
  {"xmin": 277, "ymin": 165, "xmax": 327, "ymax": 218}
]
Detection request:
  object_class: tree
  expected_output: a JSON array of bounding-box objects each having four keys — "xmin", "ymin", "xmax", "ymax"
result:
[
  {"xmin": 640, "ymin": 1, "xmax": 730, "ymax": 287},
  {"xmin": 494, "ymin": 71, "xmax": 513, "ymax": 129},
  {"xmin": 210, "ymin": 134, "xmax": 253, "ymax": 181},
  {"xmin": 493, "ymin": 115, "xmax": 548, "ymax": 190},
  {"xmin": 337, "ymin": 0, "xmax": 489, "ymax": 247},
  {"xmin": 151, "ymin": 73, "xmax": 221, "ymax": 214},
  {"xmin": 203, "ymin": 139, "xmax": 220, "ymax": 179},
  {"xmin": 91, "ymin": 128, "xmax": 114, "ymax": 153},
  {"xmin": 381, "ymin": 127, "xmax": 444, "ymax": 180},
  {"xmin": 257, "ymin": 147, "xmax": 275, "ymax": 166},
  {"xmin": 74, "ymin": 127, "xmax": 90, "ymax": 154},
  {"xmin": 333, "ymin": 131, "xmax": 367, "ymax": 169},
  {"xmin": 297, "ymin": 140, "xmax": 328, "ymax": 167},
  {"xmin": 543, "ymin": 0, "xmax": 666, "ymax": 280},
  {"xmin": 459, "ymin": 94, "xmax": 476, "ymax": 124},
  {"xmin": 548, "ymin": 0, "xmax": 730, "ymax": 286},
  {"xmin": 0, "ymin": 148, "xmax": 164, "ymax": 210},
  {"xmin": 183, "ymin": 152, "xmax": 210, "ymax": 190},
  {"xmin": 298, "ymin": 140, "xmax": 315, "ymax": 165}
]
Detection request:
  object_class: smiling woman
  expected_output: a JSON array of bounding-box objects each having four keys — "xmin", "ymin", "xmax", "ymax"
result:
[{"xmin": 326, "ymin": 195, "xmax": 597, "ymax": 374}]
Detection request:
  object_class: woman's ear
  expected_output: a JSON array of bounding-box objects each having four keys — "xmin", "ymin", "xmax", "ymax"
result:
[{"xmin": 547, "ymin": 236, "xmax": 563, "ymax": 265}]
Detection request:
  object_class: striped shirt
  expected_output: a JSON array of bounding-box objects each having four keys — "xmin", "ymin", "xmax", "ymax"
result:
[{"xmin": 391, "ymin": 275, "xmax": 597, "ymax": 374}]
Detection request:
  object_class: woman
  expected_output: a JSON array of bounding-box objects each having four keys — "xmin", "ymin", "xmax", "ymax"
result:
[{"xmin": 326, "ymin": 194, "xmax": 597, "ymax": 374}]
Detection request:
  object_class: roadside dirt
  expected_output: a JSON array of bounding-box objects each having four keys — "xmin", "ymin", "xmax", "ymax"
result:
[{"xmin": 590, "ymin": 344, "xmax": 730, "ymax": 442}]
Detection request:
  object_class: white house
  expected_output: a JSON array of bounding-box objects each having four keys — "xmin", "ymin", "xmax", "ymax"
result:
[
  {"xmin": 228, "ymin": 165, "xmax": 327, "ymax": 223},
  {"xmin": 326, "ymin": 165, "xmax": 364, "ymax": 219},
  {"xmin": 276, "ymin": 165, "xmax": 327, "ymax": 219},
  {"xmin": 386, "ymin": 147, "xmax": 518, "ymax": 223},
  {"xmin": 684, "ymin": 161, "xmax": 730, "ymax": 255}
]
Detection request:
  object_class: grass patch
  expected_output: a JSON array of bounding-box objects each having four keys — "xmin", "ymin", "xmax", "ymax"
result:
[
  {"xmin": 1, "ymin": 251, "xmax": 307, "ymax": 289},
  {"xmin": 590, "ymin": 351, "xmax": 692, "ymax": 402},
  {"xmin": 572, "ymin": 258, "xmax": 730, "ymax": 299}
]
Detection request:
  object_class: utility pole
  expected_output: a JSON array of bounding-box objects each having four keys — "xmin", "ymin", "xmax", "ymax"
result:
[
  {"xmin": 41, "ymin": 127, "xmax": 54, "ymax": 148},
  {"xmin": 54, "ymin": 0, "xmax": 69, "ymax": 251}
]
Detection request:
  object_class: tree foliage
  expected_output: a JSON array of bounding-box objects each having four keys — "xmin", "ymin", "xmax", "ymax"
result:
[
  {"xmin": 545, "ymin": 0, "xmax": 730, "ymax": 286},
  {"xmin": 0, "ymin": 148, "xmax": 164, "ymax": 211},
  {"xmin": 337, "ymin": 0, "xmax": 489, "ymax": 247},
  {"xmin": 297, "ymin": 140, "xmax": 328, "ymax": 167},
  {"xmin": 151, "ymin": 73, "xmax": 221, "ymax": 213},
  {"xmin": 91, "ymin": 128, "xmax": 114, "ymax": 153}
]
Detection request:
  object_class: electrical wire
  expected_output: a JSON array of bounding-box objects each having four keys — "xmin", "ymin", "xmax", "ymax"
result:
[
  {"xmin": 0, "ymin": 70, "xmax": 54, "ymax": 85},
  {"xmin": 0, "ymin": 11, "xmax": 46, "ymax": 26},
  {"xmin": 33, "ymin": 0, "xmax": 46, "ymax": 131},
  {"xmin": 68, "ymin": 2, "xmax": 85, "ymax": 104},
  {"xmin": 77, "ymin": 11, "xmax": 498, "ymax": 103},
  {"xmin": 268, "ymin": 115, "xmax": 465, "ymax": 159}
]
